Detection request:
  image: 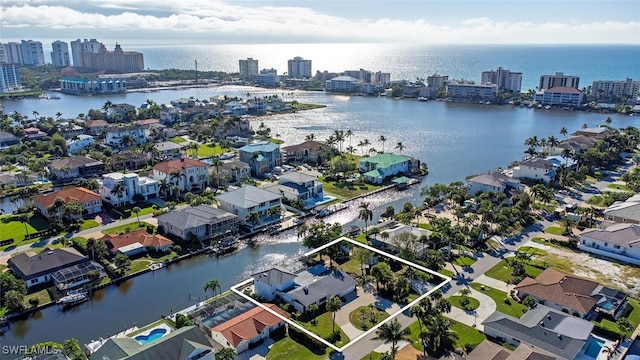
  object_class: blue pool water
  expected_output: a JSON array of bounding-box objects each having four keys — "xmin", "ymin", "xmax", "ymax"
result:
[
  {"xmin": 135, "ymin": 328, "xmax": 167, "ymax": 345},
  {"xmin": 600, "ymin": 301, "xmax": 615, "ymax": 311},
  {"xmin": 584, "ymin": 337, "xmax": 605, "ymax": 358}
]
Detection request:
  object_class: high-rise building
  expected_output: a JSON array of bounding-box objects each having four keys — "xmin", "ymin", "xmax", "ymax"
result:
[
  {"xmin": 239, "ymin": 58, "xmax": 259, "ymax": 80},
  {"xmin": 287, "ymin": 56, "xmax": 312, "ymax": 79},
  {"xmin": 70, "ymin": 38, "xmax": 102, "ymax": 67},
  {"xmin": 374, "ymin": 71, "xmax": 391, "ymax": 85},
  {"xmin": 539, "ymin": 72, "xmax": 580, "ymax": 91},
  {"xmin": 0, "ymin": 64, "xmax": 21, "ymax": 93},
  {"xmin": 79, "ymin": 44, "xmax": 144, "ymax": 73},
  {"xmin": 51, "ymin": 41, "xmax": 71, "ymax": 67},
  {"xmin": 20, "ymin": 40, "xmax": 45, "ymax": 66},
  {"xmin": 481, "ymin": 67, "xmax": 522, "ymax": 93},
  {"xmin": 591, "ymin": 78, "xmax": 640, "ymax": 102}
]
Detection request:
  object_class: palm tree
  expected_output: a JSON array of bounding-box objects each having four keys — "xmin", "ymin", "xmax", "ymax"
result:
[
  {"xmin": 345, "ymin": 145, "xmax": 356, "ymax": 159},
  {"xmin": 32, "ymin": 110, "xmax": 39, "ymax": 121},
  {"xmin": 204, "ymin": 279, "xmax": 221, "ymax": 299},
  {"xmin": 55, "ymin": 112, "xmax": 62, "ymax": 120},
  {"xmin": 395, "ymin": 142, "xmax": 404, "ymax": 154},
  {"xmin": 374, "ymin": 319, "xmax": 411, "ymax": 359},
  {"xmin": 158, "ymin": 178, "xmax": 170, "ymax": 198},
  {"xmin": 102, "ymin": 100, "xmax": 113, "ymax": 112},
  {"xmin": 378, "ymin": 135, "xmax": 387, "ymax": 153},
  {"xmin": 422, "ymin": 314, "xmax": 459, "ymax": 353},
  {"xmin": 326, "ymin": 296, "xmax": 342, "ymax": 334},
  {"xmin": 559, "ymin": 216, "xmax": 577, "ymax": 236},
  {"xmin": 216, "ymin": 347, "xmax": 236, "ymax": 360},
  {"xmin": 617, "ymin": 317, "xmax": 632, "ymax": 344},
  {"xmin": 210, "ymin": 156, "xmax": 223, "ymax": 188},
  {"xmin": 247, "ymin": 211, "xmax": 260, "ymax": 228},
  {"xmin": 346, "ymin": 129, "xmax": 353, "ymax": 147},
  {"xmin": 605, "ymin": 117, "xmax": 612, "ymax": 126},
  {"xmin": 358, "ymin": 202, "xmax": 373, "ymax": 233},
  {"xmin": 111, "ymin": 182, "xmax": 126, "ymax": 205},
  {"xmin": 170, "ymin": 171, "xmax": 185, "ymax": 191},
  {"xmin": 305, "ymin": 133, "xmax": 315, "ymax": 141},
  {"xmin": 560, "ymin": 127, "xmax": 568, "ymax": 137},
  {"xmin": 132, "ymin": 206, "xmax": 141, "ymax": 225},
  {"xmin": 119, "ymin": 134, "xmax": 136, "ymax": 150}
]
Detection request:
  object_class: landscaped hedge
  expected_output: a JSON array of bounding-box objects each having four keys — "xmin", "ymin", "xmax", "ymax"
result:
[
  {"xmin": 288, "ymin": 325, "xmax": 327, "ymax": 355},
  {"xmin": 591, "ymin": 322, "xmax": 623, "ymax": 339}
]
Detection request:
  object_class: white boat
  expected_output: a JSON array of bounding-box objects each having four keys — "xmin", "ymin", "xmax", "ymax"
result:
[{"xmin": 57, "ymin": 290, "xmax": 88, "ymax": 305}]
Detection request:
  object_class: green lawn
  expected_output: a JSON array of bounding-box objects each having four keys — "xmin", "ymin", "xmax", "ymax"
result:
[
  {"xmin": 484, "ymin": 260, "xmax": 544, "ymax": 283},
  {"xmin": 267, "ymin": 137, "xmax": 284, "ymax": 144},
  {"xmin": 608, "ymin": 183, "xmax": 630, "ymax": 191},
  {"xmin": 119, "ymin": 203, "xmax": 156, "ymax": 219},
  {"xmin": 348, "ymin": 305, "xmax": 390, "ymax": 331},
  {"xmin": 337, "ymin": 258, "xmax": 364, "ymax": 279},
  {"xmin": 169, "ymin": 136, "xmax": 186, "ymax": 144},
  {"xmin": 439, "ymin": 268, "xmax": 455, "ymax": 278},
  {"xmin": 452, "ymin": 255, "xmax": 476, "ymax": 267},
  {"xmin": 266, "ymin": 336, "xmax": 327, "ymax": 360},
  {"xmin": 321, "ymin": 179, "xmax": 384, "ymax": 199},
  {"xmin": 0, "ymin": 213, "xmax": 50, "ymax": 243},
  {"xmin": 298, "ymin": 311, "xmax": 350, "ymax": 347},
  {"xmin": 81, "ymin": 219, "xmax": 100, "ymax": 230},
  {"xmin": 544, "ymin": 226, "xmax": 564, "ymax": 235},
  {"xmin": 409, "ymin": 317, "xmax": 486, "ymax": 354},
  {"xmin": 196, "ymin": 143, "xmax": 229, "ymax": 158},
  {"xmin": 24, "ymin": 289, "xmax": 52, "ymax": 307},
  {"xmin": 360, "ymin": 353, "xmax": 384, "ymax": 360},
  {"xmin": 518, "ymin": 246, "xmax": 548, "ymax": 257},
  {"xmin": 450, "ymin": 296, "xmax": 480, "ymax": 311},
  {"xmin": 125, "ymin": 259, "xmax": 151, "ymax": 275},
  {"xmin": 592, "ymin": 298, "xmax": 640, "ymax": 337},
  {"xmin": 470, "ymin": 283, "xmax": 528, "ymax": 318},
  {"xmin": 101, "ymin": 222, "xmax": 147, "ymax": 235}
]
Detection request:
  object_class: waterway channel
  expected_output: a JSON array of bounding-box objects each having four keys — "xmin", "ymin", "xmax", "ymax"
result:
[{"xmin": 0, "ymin": 86, "xmax": 637, "ymax": 348}]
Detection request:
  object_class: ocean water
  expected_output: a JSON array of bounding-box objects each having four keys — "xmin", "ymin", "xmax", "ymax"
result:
[{"xmin": 133, "ymin": 43, "xmax": 640, "ymax": 90}]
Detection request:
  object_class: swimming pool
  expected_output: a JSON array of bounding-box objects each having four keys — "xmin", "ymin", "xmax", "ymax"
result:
[
  {"xmin": 135, "ymin": 328, "xmax": 167, "ymax": 345},
  {"xmin": 584, "ymin": 337, "xmax": 605, "ymax": 358}
]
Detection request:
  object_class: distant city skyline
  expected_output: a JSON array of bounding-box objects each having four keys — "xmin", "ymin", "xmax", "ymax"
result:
[{"xmin": 2, "ymin": 0, "xmax": 639, "ymax": 46}]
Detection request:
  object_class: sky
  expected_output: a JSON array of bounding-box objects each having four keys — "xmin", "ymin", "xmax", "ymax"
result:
[{"xmin": 2, "ymin": 0, "xmax": 639, "ymax": 46}]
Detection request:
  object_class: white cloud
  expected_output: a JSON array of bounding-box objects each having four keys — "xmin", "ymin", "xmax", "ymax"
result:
[{"xmin": 1, "ymin": 2, "xmax": 639, "ymax": 44}]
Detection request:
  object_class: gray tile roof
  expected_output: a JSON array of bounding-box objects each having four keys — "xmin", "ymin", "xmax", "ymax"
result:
[
  {"xmin": 156, "ymin": 205, "xmax": 237, "ymax": 231},
  {"xmin": 252, "ymin": 266, "xmax": 296, "ymax": 286},
  {"xmin": 581, "ymin": 223, "xmax": 640, "ymax": 247},
  {"xmin": 482, "ymin": 305, "xmax": 593, "ymax": 360},
  {"xmin": 8, "ymin": 247, "xmax": 87, "ymax": 279},
  {"xmin": 468, "ymin": 172, "xmax": 517, "ymax": 188},
  {"xmin": 216, "ymin": 185, "xmax": 281, "ymax": 209},
  {"xmin": 90, "ymin": 338, "xmax": 140, "ymax": 360},
  {"xmin": 520, "ymin": 157, "xmax": 555, "ymax": 170},
  {"xmin": 604, "ymin": 196, "xmax": 640, "ymax": 222},
  {"xmin": 279, "ymin": 171, "xmax": 317, "ymax": 184},
  {"xmin": 288, "ymin": 269, "xmax": 357, "ymax": 307},
  {"xmin": 50, "ymin": 155, "xmax": 104, "ymax": 170}
]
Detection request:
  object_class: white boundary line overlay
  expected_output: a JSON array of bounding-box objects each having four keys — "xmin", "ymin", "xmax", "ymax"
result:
[{"xmin": 230, "ymin": 236, "xmax": 452, "ymax": 353}]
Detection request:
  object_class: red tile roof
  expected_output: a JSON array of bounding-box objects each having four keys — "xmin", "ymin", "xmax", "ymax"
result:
[
  {"xmin": 211, "ymin": 304, "xmax": 289, "ymax": 348},
  {"xmin": 153, "ymin": 158, "xmax": 209, "ymax": 174},
  {"xmin": 34, "ymin": 187, "xmax": 100, "ymax": 209},
  {"xmin": 101, "ymin": 229, "xmax": 173, "ymax": 252},
  {"xmin": 514, "ymin": 268, "xmax": 598, "ymax": 314},
  {"xmin": 546, "ymin": 86, "xmax": 581, "ymax": 94}
]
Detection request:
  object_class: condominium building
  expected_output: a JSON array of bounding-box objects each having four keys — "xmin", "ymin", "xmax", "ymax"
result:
[
  {"xmin": 0, "ymin": 42, "xmax": 22, "ymax": 64},
  {"xmin": 592, "ymin": 78, "xmax": 640, "ymax": 102},
  {"xmin": 20, "ymin": 40, "xmax": 45, "ymax": 66},
  {"xmin": 79, "ymin": 44, "xmax": 144, "ymax": 73},
  {"xmin": 50, "ymin": 41, "xmax": 71, "ymax": 67},
  {"xmin": 287, "ymin": 56, "xmax": 312, "ymax": 78},
  {"xmin": 539, "ymin": 72, "xmax": 580, "ymax": 90},
  {"xmin": 535, "ymin": 86, "xmax": 584, "ymax": 107},
  {"xmin": 255, "ymin": 68, "xmax": 280, "ymax": 88},
  {"xmin": 0, "ymin": 64, "xmax": 21, "ymax": 93},
  {"xmin": 481, "ymin": 67, "xmax": 523, "ymax": 93},
  {"xmin": 374, "ymin": 71, "xmax": 391, "ymax": 85},
  {"xmin": 326, "ymin": 76, "xmax": 361, "ymax": 93},
  {"xmin": 343, "ymin": 69, "xmax": 372, "ymax": 82},
  {"xmin": 446, "ymin": 80, "xmax": 498, "ymax": 101},
  {"xmin": 70, "ymin": 38, "xmax": 102, "ymax": 67},
  {"xmin": 239, "ymin": 58, "xmax": 259, "ymax": 80},
  {"xmin": 60, "ymin": 77, "xmax": 126, "ymax": 94}
]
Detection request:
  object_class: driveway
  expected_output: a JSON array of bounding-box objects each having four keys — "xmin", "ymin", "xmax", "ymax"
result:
[{"xmin": 447, "ymin": 288, "xmax": 496, "ymax": 331}]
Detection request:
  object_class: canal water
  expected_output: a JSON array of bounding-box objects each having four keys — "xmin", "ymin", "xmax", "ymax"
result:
[{"xmin": 0, "ymin": 86, "xmax": 637, "ymax": 347}]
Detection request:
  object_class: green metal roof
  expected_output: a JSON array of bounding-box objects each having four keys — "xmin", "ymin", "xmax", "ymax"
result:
[
  {"xmin": 359, "ymin": 153, "xmax": 410, "ymax": 168},
  {"xmin": 392, "ymin": 176, "xmax": 411, "ymax": 184}
]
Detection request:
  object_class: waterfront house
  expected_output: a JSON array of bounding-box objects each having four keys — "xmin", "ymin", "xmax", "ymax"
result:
[
  {"xmin": 554, "ymin": 135, "xmax": 597, "ymax": 154},
  {"xmin": 209, "ymin": 160, "xmax": 251, "ymax": 184},
  {"xmin": 34, "ymin": 187, "xmax": 102, "ymax": 220},
  {"xmin": 535, "ymin": 86, "xmax": 584, "ymax": 107},
  {"xmin": 0, "ymin": 131, "xmax": 19, "ymax": 149},
  {"xmin": 252, "ymin": 265, "xmax": 357, "ymax": 313},
  {"xmin": 263, "ymin": 171, "xmax": 324, "ymax": 209},
  {"xmin": 572, "ymin": 127, "xmax": 615, "ymax": 140},
  {"xmin": 152, "ymin": 157, "xmax": 209, "ymax": 194},
  {"xmin": 238, "ymin": 141, "xmax": 282, "ymax": 178},
  {"xmin": 466, "ymin": 171, "xmax": 520, "ymax": 196},
  {"xmin": 8, "ymin": 247, "xmax": 95, "ymax": 288},
  {"xmin": 579, "ymin": 223, "xmax": 640, "ymax": 266},
  {"xmin": 49, "ymin": 155, "xmax": 105, "ymax": 182},
  {"xmin": 482, "ymin": 305, "xmax": 595, "ymax": 360},
  {"xmin": 368, "ymin": 220, "xmax": 431, "ymax": 256},
  {"xmin": 216, "ymin": 185, "xmax": 282, "ymax": 229},
  {"xmin": 99, "ymin": 172, "xmax": 159, "ymax": 206},
  {"xmin": 106, "ymin": 103, "xmax": 136, "ymax": 121},
  {"xmin": 100, "ymin": 229, "xmax": 173, "ymax": 256},
  {"xmin": 513, "ymin": 268, "xmax": 627, "ymax": 319},
  {"xmin": 156, "ymin": 205, "xmax": 239, "ymax": 242},
  {"xmin": 282, "ymin": 140, "xmax": 327, "ymax": 164},
  {"xmin": 358, "ymin": 153, "xmax": 417, "ymax": 184},
  {"xmin": 110, "ymin": 151, "xmax": 150, "ymax": 171},
  {"xmin": 67, "ymin": 134, "xmax": 95, "ymax": 155},
  {"xmin": 58, "ymin": 121, "xmax": 85, "ymax": 139},
  {"xmin": 511, "ymin": 157, "xmax": 556, "ymax": 183},
  {"xmin": 603, "ymin": 194, "xmax": 640, "ymax": 224},
  {"xmin": 89, "ymin": 325, "xmax": 216, "ymax": 360},
  {"xmin": 209, "ymin": 303, "xmax": 289, "ymax": 354},
  {"xmin": 105, "ymin": 125, "xmax": 149, "ymax": 150},
  {"xmin": 463, "ymin": 340, "xmax": 555, "ymax": 360},
  {"xmin": 84, "ymin": 119, "xmax": 109, "ymax": 136}
]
